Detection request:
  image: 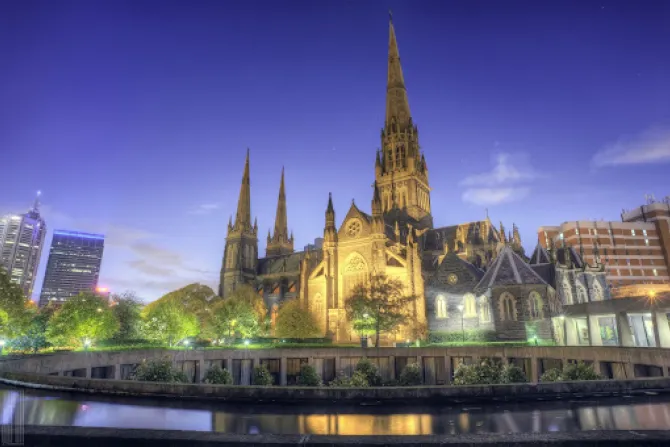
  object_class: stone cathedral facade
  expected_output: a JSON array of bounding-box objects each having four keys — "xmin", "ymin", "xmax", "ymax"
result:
[{"xmin": 218, "ymin": 17, "xmax": 608, "ymax": 345}]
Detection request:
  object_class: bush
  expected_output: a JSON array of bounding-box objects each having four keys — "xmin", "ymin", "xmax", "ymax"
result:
[
  {"xmin": 131, "ymin": 357, "xmax": 188, "ymax": 383},
  {"xmin": 329, "ymin": 370, "xmax": 369, "ymax": 387},
  {"xmin": 398, "ymin": 362, "xmax": 422, "ymax": 386},
  {"xmin": 355, "ymin": 358, "xmax": 382, "ymax": 386},
  {"xmin": 500, "ymin": 364, "xmax": 527, "ymax": 384},
  {"xmin": 252, "ymin": 364, "xmax": 274, "ymax": 386},
  {"xmin": 297, "ymin": 364, "xmax": 322, "ymax": 386},
  {"xmin": 203, "ymin": 365, "xmax": 232, "ymax": 385},
  {"xmin": 542, "ymin": 362, "xmax": 602, "ymax": 382},
  {"xmin": 540, "ymin": 368, "xmax": 562, "ymax": 382},
  {"xmin": 454, "ymin": 360, "xmax": 502, "ymax": 386}
]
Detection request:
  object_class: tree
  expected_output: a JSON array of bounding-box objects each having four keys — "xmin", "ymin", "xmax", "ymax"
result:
[
  {"xmin": 297, "ymin": 364, "xmax": 322, "ymax": 386},
  {"xmin": 275, "ymin": 299, "xmax": 320, "ymax": 339},
  {"xmin": 111, "ymin": 291, "xmax": 143, "ymax": 341},
  {"xmin": 0, "ymin": 267, "xmax": 32, "ymax": 338},
  {"xmin": 355, "ymin": 358, "xmax": 382, "ymax": 386},
  {"xmin": 141, "ymin": 299, "xmax": 199, "ymax": 346},
  {"xmin": 345, "ymin": 273, "xmax": 417, "ymax": 347},
  {"xmin": 45, "ymin": 292, "xmax": 119, "ymax": 348},
  {"xmin": 211, "ymin": 285, "xmax": 266, "ymax": 340},
  {"xmin": 10, "ymin": 306, "xmax": 52, "ymax": 353},
  {"xmin": 143, "ymin": 283, "xmax": 216, "ymax": 338}
]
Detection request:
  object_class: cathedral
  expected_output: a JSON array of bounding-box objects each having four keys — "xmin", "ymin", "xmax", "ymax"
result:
[{"xmin": 218, "ymin": 16, "xmax": 609, "ymax": 345}]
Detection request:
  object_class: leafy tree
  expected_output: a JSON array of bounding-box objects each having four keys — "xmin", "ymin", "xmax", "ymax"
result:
[
  {"xmin": 252, "ymin": 364, "xmax": 274, "ymax": 386},
  {"xmin": 211, "ymin": 285, "xmax": 266, "ymax": 340},
  {"xmin": 45, "ymin": 292, "xmax": 119, "ymax": 348},
  {"xmin": 132, "ymin": 357, "xmax": 188, "ymax": 383},
  {"xmin": 345, "ymin": 273, "xmax": 417, "ymax": 347},
  {"xmin": 10, "ymin": 307, "xmax": 52, "ymax": 353},
  {"xmin": 0, "ymin": 267, "xmax": 32, "ymax": 338},
  {"xmin": 111, "ymin": 291, "xmax": 143, "ymax": 341},
  {"xmin": 297, "ymin": 364, "xmax": 322, "ymax": 387},
  {"xmin": 355, "ymin": 358, "xmax": 382, "ymax": 386},
  {"xmin": 275, "ymin": 299, "xmax": 320, "ymax": 339},
  {"xmin": 142, "ymin": 299, "xmax": 199, "ymax": 346},
  {"xmin": 398, "ymin": 363, "xmax": 422, "ymax": 386},
  {"xmin": 203, "ymin": 365, "xmax": 233, "ymax": 385},
  {"xmin": 143, "ymin": 283, "xmax": 216, "ymax": 338}
]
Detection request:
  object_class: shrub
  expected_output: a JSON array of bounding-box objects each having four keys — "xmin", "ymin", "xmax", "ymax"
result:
[
  {"xmin": 355, "ymin": 358, "xmax": 382, "ymax": 386},
  {"xmin": 500, "ymin": 364, "xmax": 527, "ymax": 384},
  {"xmin": 131, "ymin": 357, "xmax": 188, "ymax": 383},
  {"xmin": 453, "ymin": 359, "xmax": 502, "ymax": 386},
  {"xmin": 252, "ymin": 364, "xmax": 274, "ymax": 386},
  {"xmin": 398, "ymin": 362, "xmax": 422, "ymax": 386},
  {"xmin": 297, "ymin": 364, "xmax": 322, "ymax": 386},
  {"xmin": 203, "ymin": 365, "xmax": 233, "ymax": 385},
  {"xmin": 540, "ymin": 368, "xmax": 562, "ymax": 382},
  {"xmin": 562, "ymin": 362, "xmax": 602, "ymax": 381},
  {"xmin": 329, "ymin": 370, "xmax": 370, "ymax": 387}
]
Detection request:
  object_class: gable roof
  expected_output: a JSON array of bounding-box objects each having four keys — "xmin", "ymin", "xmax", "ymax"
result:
[
  {"xmin": 556, "ymin": 246, "xmax": 585, "ymax": 269},
  {"xmin": 529, "ymin": 243, "xmax": 552, "ymax": 265},
  {"xmin": 475, "ymin": 245, "xmax": 548, "ymax": 292}
]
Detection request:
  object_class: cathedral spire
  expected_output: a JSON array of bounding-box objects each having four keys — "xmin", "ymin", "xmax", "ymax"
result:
[
  {"xmin": 266, "ymin": 167, "xmax": 294, "ymax": 257},
  {"xmin": 234, "ymin": 149, "xmax": 252, "ymax": 231},
  {"xmin": 385, "ymin": 12, "xmax": 411, "ymax": 131}
]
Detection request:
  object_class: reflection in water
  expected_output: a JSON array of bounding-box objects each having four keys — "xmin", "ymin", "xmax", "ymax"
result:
[{"xmin": 2, "ymin": 388, "xmax": 670, "ymax": 435}]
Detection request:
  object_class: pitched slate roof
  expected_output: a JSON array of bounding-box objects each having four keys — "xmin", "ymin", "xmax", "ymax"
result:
[
  {"xmin": 555, "ymin": 246, "xmax": 585, "ymax": 269},
  {"xmin": 529, "ymin": 243, "xmax": 552, "ymax": 265},
  {"xmin": 475, "ymin": 245, "xmax": 548, "ymax": 292}
]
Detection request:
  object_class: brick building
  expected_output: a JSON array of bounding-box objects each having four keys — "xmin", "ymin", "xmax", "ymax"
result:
[{"xmin": 538, "ymin": 196, "xmax": 670, "ymax": 293}]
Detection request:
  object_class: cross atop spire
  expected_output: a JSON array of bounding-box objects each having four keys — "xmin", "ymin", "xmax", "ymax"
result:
[{"xmin": 385, "ymin": 13, "xmax": 411, "ymax": 131}]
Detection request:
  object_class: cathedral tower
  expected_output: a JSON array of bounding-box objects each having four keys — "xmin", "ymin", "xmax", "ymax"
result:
[
  {"xmin": 219, "ymin": 149, "xmax": 258, "ymax": 298},
  {"xmin": 266, "ymin": 167, "xmax": 294, "ymax": 256},
  {"xmin": 375, "ymin": 13, "xmax": 432, "ymax": 227}
]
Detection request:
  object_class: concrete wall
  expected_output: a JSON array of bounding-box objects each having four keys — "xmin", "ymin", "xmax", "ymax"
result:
[{"xmin": 1, "ymin": 346, "xmax": 669, "ymax": 386}]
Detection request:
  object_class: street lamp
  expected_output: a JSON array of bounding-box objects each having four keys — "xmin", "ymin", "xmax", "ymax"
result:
[
  {"xmin": 83, "ymin": 339, "xmax": 91, "ymax": 351},
  {"xmin": 457, "ymin": 304, "xmax": 465, "ymax": 343},
  {"xmin": 0, "ymin": 339, "xmax": 5, "ymax": 354},
  {"xmin": 361, "ymin": 313, "xmax": 370, "ymax": 348}
]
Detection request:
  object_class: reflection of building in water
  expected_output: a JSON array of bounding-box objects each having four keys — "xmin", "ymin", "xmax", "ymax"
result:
[{"xmin": 22, "ymin": 399, "xmax": 80, "ymax": 426}]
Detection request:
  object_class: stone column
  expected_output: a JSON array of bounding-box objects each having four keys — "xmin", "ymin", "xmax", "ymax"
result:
[
  {"xmin": 530, "ymin": 357, "xmax": 539, "ymax": 384},
  {"xmin": 616, "ymin": 312, "xmax": 635, "ymax": 347},
  {"xmin": 389, "ymin": 356, "xmax": 396, "ymax": 381},
  {"xmin": 444, "ymin": 355, "xmax": 452, "ymax": 385},
  {"xmin": 588, "ymin": 315, "xmax": 603, "ymax": 346},
  {"xmin": 653, "ymin": 310, "xmax": 670, "ymax": 348},
  {"xmin": 113, "ymin": 364, "xmax": 121, "ymax": 380},
  {"xmin": 565, "ymin": 317, "xmax": 579, "ymax": 346},
  {"xmin": 280, "ymin": 356, "xmax": 287, "ymax": 386}
]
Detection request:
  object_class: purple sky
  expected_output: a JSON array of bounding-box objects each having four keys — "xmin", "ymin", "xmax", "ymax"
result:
[{"xmin": 2, "ymin": 0, "xmax": 669, "ymax": 302}]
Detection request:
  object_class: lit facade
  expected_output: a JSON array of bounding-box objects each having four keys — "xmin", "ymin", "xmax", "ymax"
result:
[
  {"xmin": 538, "ymin": 197, "xmax": 670, "ymax": 293},
  {"xmin": 39, "ymin": 230, "xmax": 105, "ymax": 306},
  {"xmin": 0, "ymin": 197, "xmax": 47, "ymax": 297}
]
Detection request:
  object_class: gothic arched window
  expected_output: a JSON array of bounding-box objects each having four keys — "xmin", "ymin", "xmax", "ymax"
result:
[
  {"xmin": 577, "ymin": 285, "xmax": 588, "ymax": 304},
  {"xmin": 479, "ymin": 297, "xmax": 491, "ymax": 323},
  {"xmin": 499, "ymin": 292, "xmax": 516, "ymax": 321},
  {"xmin": 435, "ymin": 295, "xmax": 447, "ymax": 319},
  {"xmin": 528, "ymin": 291, "xmax": 544, "ymax": 319},
  {"xmin": 561, "ymin": 280, "xmax": 573, "ymax": 305},
  {"xmin": 592, "ymin": 281, "xmax": 603, "ymax": 301},
  {"xmin": 463, "ymin": 293, "xmax": 477, "ymax": 318}
]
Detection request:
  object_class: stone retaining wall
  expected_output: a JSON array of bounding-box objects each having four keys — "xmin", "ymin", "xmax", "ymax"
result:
[{"xmin": 3, "ymin": 371, "xmax": 670, "ymax": 404}]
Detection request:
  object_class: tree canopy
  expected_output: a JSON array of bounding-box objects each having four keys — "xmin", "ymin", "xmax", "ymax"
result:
[
  {"xmin": 0, "ymin": 268, "xmax": 32, "ymax": 338},
  {"xmin": 45, "ymin": 292, "xmax": 119, "ymax": 347},
  {"xmin": 345, "ymin": 273, "xmax": 417, "ymax": 347},
  {"xmin": 275, "ymin": 299, "xmax": 320, "ymax": 339},
  {"xmin": 110, "ymin": 291, "xmax": 143, "ymax": 341},
  {"xmin": 211, "ymin": 285, "xmax": 267, "ymax": 340},
  {"xmin": 143, "ymin": 283, "xmax": 216, "ymax": 338},
  {"xmin": 141, "ymin": 299, "xmax": 199, "ymax": 346}
]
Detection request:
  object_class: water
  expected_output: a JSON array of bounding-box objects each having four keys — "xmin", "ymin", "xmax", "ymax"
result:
[{"xmin": 2, "ymin": 386, "xmax": 670, "ymax": 435}]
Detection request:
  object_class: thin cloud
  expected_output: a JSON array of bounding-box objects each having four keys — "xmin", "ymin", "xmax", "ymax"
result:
[
  {"xmin": 189, "ymin": 203, "xmax": 221, "ymax": 215},
  {"xmin": 461, "ymin": 187, "xmax": 530, "ymax": 206},
  {"xmin": 459, "ymin": 152, "xmax": 538, "ymax": 206},
  {"xmin": 592, "ymin": 126, "xmax": 670, "ymax": 167},
  {"xmin": 128, "ymin": 260, "xmax": 176, "ymax": 277}
]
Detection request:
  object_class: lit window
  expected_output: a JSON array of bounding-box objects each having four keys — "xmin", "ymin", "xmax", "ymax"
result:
[
  {"xmin": 653, "ymin": 269, "xmax": 658, "ymax": 277},
  {"xmin": 435, "ymin": 295, "xmax": 447, "ymax": 319},
  {"xmin": 631, "ymin": 229, "xmax": 636, "ymax": 236},
  {"xmin": 576, "ymin": 228, "xmax": 580, "ymax": 235},
  {"xmin": 480, "ymin": 299, "xmax": 491, "ymax": 323},
  {"xmin": 645, "ymin": 239, "xmax": 649, "ymax": 246},
  {"xmin": 559, "ymin": 233, "xmax": 564, "ymax": 240},
  {"xmin": 463, "ymin": 294, "xmax": 477, "ymax": 317},
  {"xmin": 499, "ymin": 293, "xmax": 516, "ymax": 321},
  {"xmin": 643, "ymin": 230, "xmax": 648, "ymax": 237}
]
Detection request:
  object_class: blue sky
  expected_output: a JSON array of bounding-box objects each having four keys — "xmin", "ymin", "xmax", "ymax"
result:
[{"xmin": 1, "ymin": 0, "xmax": 669, "ymax": 302}]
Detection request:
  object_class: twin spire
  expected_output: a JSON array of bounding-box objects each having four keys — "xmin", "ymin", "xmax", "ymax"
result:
[{"xmin": 385, "ymin": 11, "xmax": 412, "ymax": 132}]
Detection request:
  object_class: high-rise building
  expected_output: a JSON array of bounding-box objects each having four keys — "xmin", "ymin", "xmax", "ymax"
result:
[
  {"xmin": 39, "ymin": 230, "xmax": 105, "ymax": 306},
  {"xmin": 538, "ymin": 195, "xmax": 670, "ymax": 293},
  {"xmin": 0, "ymin": 194, "xmax": 47, "ymax": 297}
]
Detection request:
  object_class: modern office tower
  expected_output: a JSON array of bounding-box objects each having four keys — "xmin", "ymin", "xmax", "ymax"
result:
[
  {"xmin": 39, "ymin": 230, "xmax": 105, "ymax": 306},
  {"xmin": 538, "ymin": 195, "xmax": 670, "ymax": 292},
  {"xmin": 0, "ymin": 195, "xmax": 47, "ymax": 297}
]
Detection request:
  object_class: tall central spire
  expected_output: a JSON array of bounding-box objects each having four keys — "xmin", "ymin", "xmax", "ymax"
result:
[
  {"xmin": 385, "ymin": 11, "xmax": 411, "ymax": 131},
  {"xmin": 266, "ymin": 167, "xmax": 294, "ymax": 256},
  {"xmin": 234, "ymin": 148, "xmax": 252, "ymax": 231}
]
